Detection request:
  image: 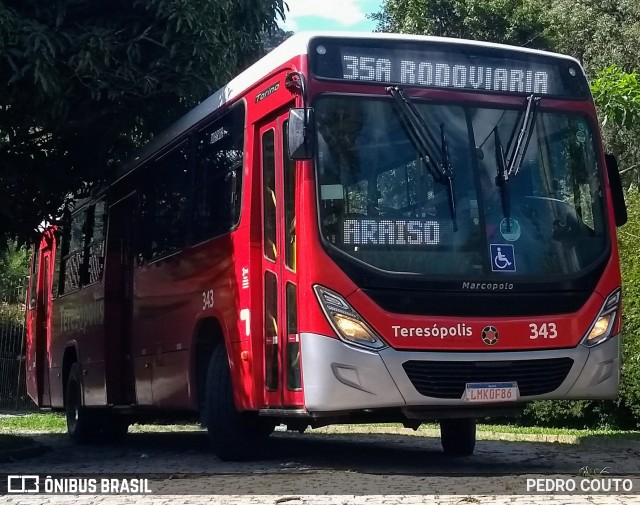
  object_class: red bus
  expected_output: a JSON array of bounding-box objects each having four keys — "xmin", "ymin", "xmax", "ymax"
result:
[{"xmin": 26, "ymin": 32, "xmax": 627, "ymax": 460}]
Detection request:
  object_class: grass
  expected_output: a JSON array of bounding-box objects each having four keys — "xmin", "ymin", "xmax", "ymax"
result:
[
  {"xmin": 476, "ymin": 424, "xmax": 640, "ymax": 440},
  {"xmin": 1, "ymin": 413, "xmax": 639, "ymax": 442},
  {"xmin": 0, "ymin": 412, "xmax": 66, "ymax": 432},
  {"xmin": 0, "ymin": 413, "xmax": 203, "ymax": 434}
]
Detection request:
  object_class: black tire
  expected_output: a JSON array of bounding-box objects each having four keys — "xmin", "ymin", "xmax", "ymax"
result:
[
  {"xmin": 440, "ymin": 418, "xmax": 476, "ymax": 456},
  {"xmin": 65, "ymin": 363, "xmax": 96, "ymax": 444},
  {"xmin": 204, "ymin": 345, "xmax": 273, "ymax": 461}
]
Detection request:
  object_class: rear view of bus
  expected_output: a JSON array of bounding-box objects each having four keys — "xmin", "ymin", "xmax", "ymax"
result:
[{"xmin": 288, "ymin": 34, "xmax": 626, "ymax": 455}]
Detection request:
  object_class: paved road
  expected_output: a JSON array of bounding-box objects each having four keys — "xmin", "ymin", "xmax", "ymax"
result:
[{"xmin": 1, "ymin": 428, "xmax": 639, "ymax": 504}]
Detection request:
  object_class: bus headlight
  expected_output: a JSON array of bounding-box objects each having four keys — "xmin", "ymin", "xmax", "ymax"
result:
[
  {"xmin": 582, "ymin": 288, "xmax": 621, "ymax": 347},
  {"xmin": 313, "ymin": 285, "xmax": 387, "ymax": 350}
]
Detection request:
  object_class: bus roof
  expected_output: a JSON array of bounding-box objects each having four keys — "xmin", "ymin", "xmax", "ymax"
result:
[{"xmin": 117, "ymin": 31, "xmax": 583, "ymax": 180}]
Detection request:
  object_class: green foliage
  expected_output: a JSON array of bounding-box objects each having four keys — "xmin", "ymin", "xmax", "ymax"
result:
[
  {"xmin": 591, "ymin": 66, "xmax": 640, "ymax": 130},
  {"xmin": 0, "ymin": 302, "xmax": 24, "ymax": 332},
  {"xmin": 0, "ymin": 242, "xmax": 29, "ymax": 296},
  {"xmin": 0, "ymin": 0, "xmax": 285, "ymax": 245},
  {"xmin": 542, "ymin": 0, "xmax": 640, "ymax": 76},
  {"xmin": 591, "ymin": 66, "xmax": 640, "ymax": 186},
  {"xmin": 371, "ymin": 0, "xmax": 552, "ymax": 49},
  {"xmin": 521, "ymin": 400, "xmax": 636, "ymax": 430},
  {"xmin": 0, "ymin": 413, "xmax": 66, "ymax": 432},
  {"xmin": 616, "ymin": 189, "xmax": 640, "ymax": 424}
]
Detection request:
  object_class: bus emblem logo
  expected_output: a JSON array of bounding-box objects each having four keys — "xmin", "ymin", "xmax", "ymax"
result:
[{"xmin": 481, "ymin": 326, "xmax": 499, "ymax": 345}]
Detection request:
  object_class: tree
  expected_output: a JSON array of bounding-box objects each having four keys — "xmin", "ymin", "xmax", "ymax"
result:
[
  {"xmin": 262, "ymin": 27, "xmax": 294, "ymax": 54},
  {"xmin": 0, "ymin": 0, "xmax": 286, "ymax": 246},
  {"xmin": 543, "ymin": 0, "xmax": 640, "ymax": 75},
  {"xmin": 370, "ymin": 0, "xmax": 552, "ymax": 49},
  {"xmin": 591, "ymin": 66, "xmax": 640, "ymax": 186},
  {"xmin": 543, "ymin": 1, "xmax": 640, "ymax": 182},
  {"xmin": 0, "ymin": 241, "xmax": 29, "ymax": 301}
]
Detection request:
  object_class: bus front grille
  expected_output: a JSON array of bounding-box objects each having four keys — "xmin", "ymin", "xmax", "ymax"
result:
[{"xmin": 402, "ymin": 357, "xmax": 574, "ymax": 399}]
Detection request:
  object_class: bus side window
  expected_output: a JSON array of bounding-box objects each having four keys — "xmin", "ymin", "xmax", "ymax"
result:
[
  {"xmin": 283, "ymin": 120, "xmax": 296, "ymax": 272},
  {"xmin": 140, "ymin": 141, "xmax": 190, "ymax": 262},
  {"xmin": 60, "ymin": 211, "xmax": 86, "ymax": 295},
  {"xmin": 193, "ymin": 103, "xmax": 245, "ymax": 243},
  {"xmin": 52, "ymin": 228, "xmax": 62, "ymax": 298},
  {"xmin": 86, "ymin": 201, "xmax": 106, "ymax": 284},
  {"xmin": 29, "ymin": 247, "xmax": 40, "ymax": 309}
]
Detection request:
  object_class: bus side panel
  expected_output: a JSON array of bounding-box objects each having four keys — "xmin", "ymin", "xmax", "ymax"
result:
[
  {"xmin": 51, "ymin": 286, "xmax": 107, "ymax": 407},
  {"xmin": 131, "ymin": 242, "xmax": 238, "ymax": 409},
  {"xmin": 132, "ymin": 258, "xmax": 191, "ymax": 408},
  {"xmin": 79, "ymin": 284, "xmax": 107, "ymax": 406}
]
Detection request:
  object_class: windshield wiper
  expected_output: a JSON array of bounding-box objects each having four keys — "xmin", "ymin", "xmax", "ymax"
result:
[
  {"xmin": 386, "ymin": 86, "xmax": 457, "ymax": 231},
  {"xmin": 492, "ymin": 94, "xmax": 540, "ymax": 229},
  {"xmin": 507, "ymin": 94, "xmax": 541, "ymax": 177},
  {"xmin": 440, "ymin": 123, "xmax": 456, "ymax": 232},
  {"xmin": 494, "ymin": 127, "xmax": 511, "ymax": 231}
]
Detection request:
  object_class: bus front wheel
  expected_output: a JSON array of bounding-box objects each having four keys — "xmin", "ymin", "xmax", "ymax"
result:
[
  {"xmin": 440, "ymin": 418, "xmax": 476, "ymax": 456},
  {"xmin": 204, "ymin": 346, "xmax": 272, "ymax": 461}
]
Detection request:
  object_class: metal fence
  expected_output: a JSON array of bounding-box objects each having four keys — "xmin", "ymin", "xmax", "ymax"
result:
[{"xmin": 0, "ymin": 279, "xmax": 35, "ymax": 410}]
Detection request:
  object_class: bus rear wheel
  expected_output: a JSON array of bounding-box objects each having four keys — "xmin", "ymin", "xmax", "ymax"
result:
[
  {"xmin": 204, "ymin": 346, "xmax": 273, "ymax": 461},
  {"xmin": 66, "ymin": 363, "xmax": 96, "ymax": 444},
  {"xmin": 440, "ymin": 418, "xmax": 476, "ymax": 456}
]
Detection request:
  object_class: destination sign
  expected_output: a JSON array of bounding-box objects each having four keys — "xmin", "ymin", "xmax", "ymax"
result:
[
  {"xmin": 310, "ymin": 38, "xmax": 588, "ymax": 98},
  {"xmin": 343, "ymin": 218, "xmax": 441, "ymax": 246},
  {"xmin": 342, "ymin": 56, "xmax": 549, "ymax": 94}
]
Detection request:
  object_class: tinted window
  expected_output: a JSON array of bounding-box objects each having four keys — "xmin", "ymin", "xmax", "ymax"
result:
[
  {"xmin": 86, "ymin": 201, "xmax": 106, "ymax": 285},
  {"xmin": 315, "ymin": 96, "xmax": 608, "ymax": 278},
  {"xmin": 139, "ymin": 141, "xmax": 190, "ymax": 261},
  {"xmin": 262, "ymin": 129, "xmax": 277, "ymax": 262},
  {"xmin": 60, "ymin": 211, "xmax": 86, "ymax": 294},
  {"xmin": 29, "ymin": 247, "xmax": 39, "ymax": 309},
  {"xmin": 193, "ymin": 104, "xmax": 245, "ymax": 242}
]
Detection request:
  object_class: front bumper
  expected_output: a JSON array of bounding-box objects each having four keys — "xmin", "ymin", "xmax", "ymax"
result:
[{"xmin": 300, "ymin": 332, "xmax": 620, "ymax": 413}]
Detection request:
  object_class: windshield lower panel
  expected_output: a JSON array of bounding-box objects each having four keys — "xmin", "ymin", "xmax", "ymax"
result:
[{"xmin": 315, "ymin": 96, "xmax": 608, "ymax": 280}]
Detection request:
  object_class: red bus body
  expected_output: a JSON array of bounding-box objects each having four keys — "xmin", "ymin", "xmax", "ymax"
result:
[{"xmin": 26, "ymin": 33, "xmax": 623, "ymax": 454}]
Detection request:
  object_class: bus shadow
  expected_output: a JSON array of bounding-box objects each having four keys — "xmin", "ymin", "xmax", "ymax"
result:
[
  {"xmin": 15, "ymin": 429, "xmax": 612, "ymax": 476},
  {"xmin": 267, "ymin": 431, "xmax": 555, "ymax": 475}
]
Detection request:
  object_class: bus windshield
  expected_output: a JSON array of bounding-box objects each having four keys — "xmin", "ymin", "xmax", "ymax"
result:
[{"xmin": 315, "ymin": 95, "xmax": 607, "ymax": 278}]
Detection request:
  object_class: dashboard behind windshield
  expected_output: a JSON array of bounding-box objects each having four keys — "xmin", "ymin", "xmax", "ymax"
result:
[{"xmin": 315, "ymin": 95, "xmax": 607, "ymax": 279}]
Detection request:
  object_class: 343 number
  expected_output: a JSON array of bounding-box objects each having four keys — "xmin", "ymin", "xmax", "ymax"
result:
[
  {"xmin": 529, "ymin": 322, "xmax": 557, "ymax": 339},
  {"xmin": 202, "ymin": 289, "xmax": 214, "ymax": 310}
]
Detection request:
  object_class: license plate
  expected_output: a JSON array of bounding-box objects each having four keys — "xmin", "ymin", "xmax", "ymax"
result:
[{"xmin": 464, "ymin": 382, "xmax": 519, "ymax": 403}]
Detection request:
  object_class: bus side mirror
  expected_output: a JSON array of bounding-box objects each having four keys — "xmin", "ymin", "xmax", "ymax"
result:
[
  {"xmin": 605, "ymin": 153, "xmax": 627, "ymax": 227},
  {"xmin": 287, "ymin": 108, "xmax": 315, "ymax": 160}
]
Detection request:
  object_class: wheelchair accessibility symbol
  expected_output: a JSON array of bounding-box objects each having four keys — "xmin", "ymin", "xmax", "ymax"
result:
[{"xmin": 490, "ymin": 244, "xmax": 516, "ymax": 272}]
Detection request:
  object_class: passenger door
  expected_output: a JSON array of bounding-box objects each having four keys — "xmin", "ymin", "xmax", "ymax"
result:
[
  {"xmin": 104, "ymin": 194, "xmax": 138, "ymax": 405},
  {"xmin": 27, "ymin": 235, "xmax": 53, "ymax": 407},
  {"xmin": 259, "ymin": 113, "xmax": 302, "ymax": 408}
]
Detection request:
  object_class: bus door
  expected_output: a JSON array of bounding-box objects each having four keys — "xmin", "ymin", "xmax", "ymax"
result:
[
  {"xmin": 33, "ymin": 238, "xmax": 53, "ymax": 406},
  {"xmin": 259, "ymin": 113, "xmax": 302, "ymax": 408},
  {"xmin": 104, "ymin": 193, "xmax": 137, "ymax": 405}
]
